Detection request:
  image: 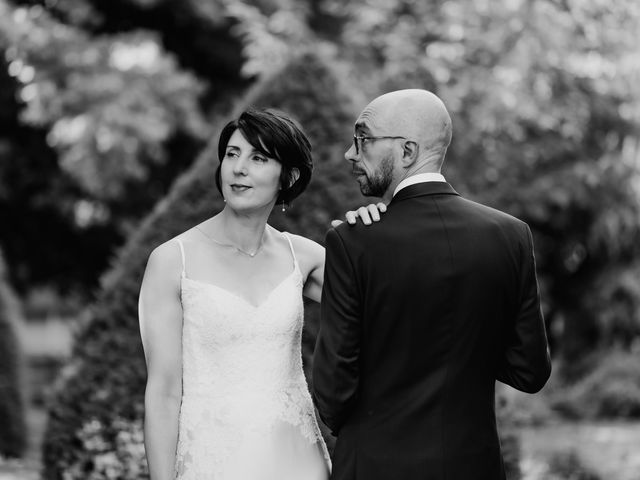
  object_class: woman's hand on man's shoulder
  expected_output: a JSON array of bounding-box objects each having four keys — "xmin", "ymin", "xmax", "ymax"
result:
[{"xmin": 331, "ymin": 202, "xmax": 387, "ymax": 228}]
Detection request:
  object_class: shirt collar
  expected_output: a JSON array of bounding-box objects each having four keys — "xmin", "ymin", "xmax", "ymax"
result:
[{"xmin": 393, "ymin": 173, "xmax": 446, "ymax": 198}]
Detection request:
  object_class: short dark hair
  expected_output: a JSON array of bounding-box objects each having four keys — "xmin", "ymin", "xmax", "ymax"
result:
[{"xmin": 215, "ymin": 108, "xmax": 313, "ymax": 206}]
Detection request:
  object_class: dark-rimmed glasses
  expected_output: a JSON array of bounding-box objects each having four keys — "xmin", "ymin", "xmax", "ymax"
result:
[{"xmin": 352, "ymin": 134, "xmax": 407, "ymax": 154}]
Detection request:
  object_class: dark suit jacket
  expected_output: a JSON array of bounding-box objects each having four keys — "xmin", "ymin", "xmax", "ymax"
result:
[{"xmin": 312, "ymin": 182, "xmax": 551, "ymax": 480}]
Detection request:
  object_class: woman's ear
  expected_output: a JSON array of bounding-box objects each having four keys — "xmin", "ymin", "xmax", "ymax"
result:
[{"xmin": 288, "ymin": 168, "xmax": 300, "ymax": 188}]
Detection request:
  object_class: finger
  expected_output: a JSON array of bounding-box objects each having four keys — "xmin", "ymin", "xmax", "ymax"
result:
[
  {"xmin": 357, "ymin": 206, "xmax": 372, "ymax": 225},
  {"xmin": 377, "ymin": 202, "xmax": 387, "ymax": 212},
  {"xmin": 345, "ymin": 211, "xmax": 357, "ymax": 224},
  {"xmin": 367, "ymin": 203, "xmax": 380, "ymax": 222},
  {"xmin": 331, "ymin": 219, "xmax": 343, "ymax": 228}
]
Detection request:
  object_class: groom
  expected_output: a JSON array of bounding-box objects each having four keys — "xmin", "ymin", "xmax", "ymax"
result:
[{"xmin": 313, "ymin": 89, "xmax": 551, "ymax": 480}]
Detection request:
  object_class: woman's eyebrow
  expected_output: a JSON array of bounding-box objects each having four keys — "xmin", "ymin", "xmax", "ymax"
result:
[{"xmin": 226, "ymin": 144, "xmax": 267, "ymax": 156}]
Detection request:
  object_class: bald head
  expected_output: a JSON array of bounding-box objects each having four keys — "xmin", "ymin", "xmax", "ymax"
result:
[{"xmin": 359, "ymin": 89, "xmax": 452, "ymax": 167}]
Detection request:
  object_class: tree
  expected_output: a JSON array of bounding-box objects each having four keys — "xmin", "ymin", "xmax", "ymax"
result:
[{"xmin": 0, "ymin": 0, "xmax": 209, "ymax": 295}]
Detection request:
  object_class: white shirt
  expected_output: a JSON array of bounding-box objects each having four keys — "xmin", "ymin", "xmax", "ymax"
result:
[{"xmin": 392, "ymin": 173, "xmax": 446, "ymax": 198}]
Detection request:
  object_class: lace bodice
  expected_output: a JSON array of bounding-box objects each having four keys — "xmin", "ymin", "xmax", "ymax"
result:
[{"xmin": 174, "ymin": 234, "xmax": 330, "ymax": 480}]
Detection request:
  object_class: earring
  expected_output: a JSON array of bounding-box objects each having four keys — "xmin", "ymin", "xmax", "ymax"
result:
[{"xmin": 282, "ymin": 200, "xmax": 286, "ymax": 212}]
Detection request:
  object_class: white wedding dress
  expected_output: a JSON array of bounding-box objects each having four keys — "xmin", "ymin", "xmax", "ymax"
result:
[{"xmin": 173, "ymin": 235, "xmax": 330, "ymax": 480}]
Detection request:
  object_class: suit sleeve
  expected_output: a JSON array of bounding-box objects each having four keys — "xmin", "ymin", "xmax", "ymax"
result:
[
  {"xmin": 496, "ymin": 224, "xmax": 552, "ymax": 393},
  {"xmin": 312, "ymin": 227, "xmax": 361, "ymax": 435}
]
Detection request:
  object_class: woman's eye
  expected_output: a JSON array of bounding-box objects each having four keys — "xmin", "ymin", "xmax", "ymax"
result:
[
  {"xmin": 253, "ymin": 155, "xmax": 268, "ymax": 163},
  {"xmin": 225, "ymin": 151, "xmax": 238, "ymax": 158}
]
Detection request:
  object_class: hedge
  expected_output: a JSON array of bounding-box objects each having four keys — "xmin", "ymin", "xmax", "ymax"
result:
[
  {"xmin": 0, "ymin": 247, "xmax": 27, "ymax": 458},
  {"xmin": 42, "ymin": 50, "xmax": 361, "ymax": 479}
]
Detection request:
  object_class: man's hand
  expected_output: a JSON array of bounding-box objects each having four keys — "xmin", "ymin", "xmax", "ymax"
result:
[{"xmin": 331, "ymin": 202, "xmax": 387, "ymax": 228}]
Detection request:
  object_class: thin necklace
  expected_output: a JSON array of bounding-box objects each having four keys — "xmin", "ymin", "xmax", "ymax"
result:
[{"xmin": 196, "ymin": 225, "xmax": 265, "ymax": 258}]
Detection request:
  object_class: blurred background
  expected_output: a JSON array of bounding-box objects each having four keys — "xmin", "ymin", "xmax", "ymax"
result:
[{"xmin": 0, "ymin": 0, "xmax": 639, "ymax": 479}]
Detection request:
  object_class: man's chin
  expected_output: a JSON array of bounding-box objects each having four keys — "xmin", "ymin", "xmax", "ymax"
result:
[
  {"xmin": 355, "ymin": 176, "xmax": 384, "ymax": 197},
  {"xmin": 355, "ymin": 177, "xmax": 370, "ymax": 194},
  {"xmin": 358, "ymin": 184, "xmax": 377, "ymax": 197}
]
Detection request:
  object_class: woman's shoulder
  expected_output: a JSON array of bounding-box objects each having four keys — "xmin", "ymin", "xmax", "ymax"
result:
[
  {"xmin": 146, "ymin": 226, "xmax": 202, "ymax": 271},
  {"xmin": 145, "ymin": 239, "xmax": 182, "ymax": 275},
  {"xmin": 281, "ymin": 232, "xmax": 323, "ymax": 254},
  {"xmin": 279, "ymin": 232, "xmax": 324, "ymax": 273},
  {"xmin": 150, "ymin": 225, "xmax": 206, "ymax": 255}
]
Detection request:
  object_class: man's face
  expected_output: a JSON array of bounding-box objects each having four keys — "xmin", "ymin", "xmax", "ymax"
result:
[{"xmin": 344, "ymin": 113, "xmax": 397, "ymax": 198}]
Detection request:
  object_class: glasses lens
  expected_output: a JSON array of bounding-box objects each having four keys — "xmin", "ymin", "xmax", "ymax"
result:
[{"xmin": 353, "ymin": 135, "xmax": 359, "ymax": 154}]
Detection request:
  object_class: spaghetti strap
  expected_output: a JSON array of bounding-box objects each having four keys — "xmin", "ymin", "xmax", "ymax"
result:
[
  {"xmin": 176, "ymin": 239, "xmax": 186, "ymax": 278},
  {"xmin": 282, "ymin": 232, "xmax": 299, "ymax": 270}
]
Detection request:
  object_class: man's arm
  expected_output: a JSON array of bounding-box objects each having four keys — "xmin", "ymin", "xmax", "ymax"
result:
[
  {"xmin": 312, "ymin": 227, "xmax": 361, "ymax": 435},
  {"xmin": 496, "ymin": 224, "xmax": 552, "ymax": 393}
]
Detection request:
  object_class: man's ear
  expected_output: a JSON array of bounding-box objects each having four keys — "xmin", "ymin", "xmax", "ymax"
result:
[
  {"xmin": 401, "ymin": 140, "xmax": 419, "ymax": 167},
  {"xmin": 288, "ymin": 168, "xmax": 300, "ymax": 188}
]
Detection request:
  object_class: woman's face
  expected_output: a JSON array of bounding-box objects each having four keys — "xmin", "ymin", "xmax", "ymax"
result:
[{"xmin": 220, "ymin": 129, "xmax": 283, "ymax": 213}]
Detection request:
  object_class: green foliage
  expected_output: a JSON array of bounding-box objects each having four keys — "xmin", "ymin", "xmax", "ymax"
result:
[
  {"xmin": 0, "ymin": 2, "xmax": 207, "ymax": 203},
  {"xmin": 42, "ymin": 50, "xmax": 359, "ymax": 479},
  {"xmin": 0, "ymin": 0, "xmax": 211, "ymax": 295},
  {"xmin": 16, "ymin": 0, "xmax": 248, "ymax": 93},
  {"xmin": 546, "ymin": 450, "xmax": 602, "ymax": 480},
  {"xmin": 586, "ymin": 262, "xmax": 640, "ymax": 349},
  {"xmin": 0, "ymin": 249, "xmax": 27, "ymax": 458},
  {"xmin": 217, "ymin": 0, "xmax": 315, "ymax": 78},
  {"xmin": 60, "ymin": 417, "xmax": 148, "ymax": 480},
  {"xmin": 551, "ymin": 350, "xmax": 640, "ymax": 419}
]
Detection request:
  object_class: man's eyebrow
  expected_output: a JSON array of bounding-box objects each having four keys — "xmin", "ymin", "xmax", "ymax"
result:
[{"xmin": 354, "ymin": 121, "xmax": 369, "ymax": 133}]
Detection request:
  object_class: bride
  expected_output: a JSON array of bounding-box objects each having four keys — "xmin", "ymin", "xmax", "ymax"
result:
[{"xmin": 138, "ymin": 108, "xmax": 383, "ymax": 480}]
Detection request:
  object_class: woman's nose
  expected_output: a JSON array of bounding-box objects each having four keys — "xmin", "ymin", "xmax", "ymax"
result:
[{"xmin": 233, "ymin": 156, "xmax": 248, "ymax": 174}]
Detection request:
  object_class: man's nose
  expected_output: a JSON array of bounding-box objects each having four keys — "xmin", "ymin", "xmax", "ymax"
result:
[{"xmin": 345, "ymin": 143, "xmax": 357, "ymax": 163}]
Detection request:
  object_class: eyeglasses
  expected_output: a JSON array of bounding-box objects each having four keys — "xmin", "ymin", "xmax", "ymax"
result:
[{"xmin": 352, "ymin": 134, "xmax": 407, "ymax": 155}]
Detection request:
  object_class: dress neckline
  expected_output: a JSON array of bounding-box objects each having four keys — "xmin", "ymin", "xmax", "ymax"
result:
[
  {"xmin": 176, "ymin": 231, "xmax": 301, "ymax": 309},
  {"xmin": 181, "ymin": 264, "xmax": 300, "ymax": 309}
]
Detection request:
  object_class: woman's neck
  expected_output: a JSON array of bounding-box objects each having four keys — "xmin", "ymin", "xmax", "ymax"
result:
[{"xmin": 213, "ymin": 205, "xmax": 271, "ymax": 252}]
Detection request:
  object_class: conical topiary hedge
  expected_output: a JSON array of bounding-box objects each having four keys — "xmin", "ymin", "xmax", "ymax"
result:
[
  {"xmin": 42, "ymin": 50, "xmax": 362, "ymax": 479},
  {"xmin": 0, "ymin": 248, "xmax": 27, "ymax": 458}
]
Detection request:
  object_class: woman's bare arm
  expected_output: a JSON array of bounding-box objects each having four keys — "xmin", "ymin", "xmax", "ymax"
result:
[{"xmin": 138, "ymin": 242, "xmax": 184, "ymax": 480}]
